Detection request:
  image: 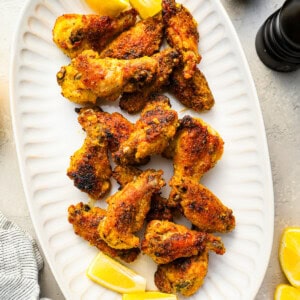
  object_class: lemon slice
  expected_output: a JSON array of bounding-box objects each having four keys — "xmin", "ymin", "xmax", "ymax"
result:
[
  {"xmin": 279, "ymin": 227, "xmax": 300, "ymax": 288},
  {"xmin": 85, "ymin": 0, "xmax": 130, "ymax": 17},
  {"xmin": 86, "ymin": 252, "xmax": 146, "ymax": 293},
  {"xmin": 129, "ymin": 0, "xmax": 162, "ymax": 19},
  {"xmin": 123, "ymin": 292, "xmax": 178, "ymax": 300},
  {"xmin": 274, "ymin": 284, "xmax": 300, "ymax": 300}
]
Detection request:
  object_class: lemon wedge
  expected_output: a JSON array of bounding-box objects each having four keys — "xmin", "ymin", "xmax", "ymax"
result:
[
  {"xmin": 123, "ymin": 292, "xmax": 178, "ymax": 300},
  {"xmin": 85, "ymin": 0, "xmax": 130, "ymax": 17},
  {"xmin": 129, "ymin": 0, "xmax": 162, "ymax": 19},
  {"xmin": 274, "ymin": 284, "xmax": 300, "ymax": 300},
  {"xmin": 279, "ymin": 227, "xmax": 300, "ymax": 288},
  {"xmin": 86, "ymin": 252, "xmax": 146, "ymax": 293}
]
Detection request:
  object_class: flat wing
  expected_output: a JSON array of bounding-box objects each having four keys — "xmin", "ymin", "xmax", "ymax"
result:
[
  {"xmin": 53, "ymin": 10, "xmax": 137, "ymax": 58},
  {"xmin": 170, "ymin": 67, "xmax": 215, "ymax": 112},
  {"xmin": 100, "ymin": 13, "xmax": 163, "ymax": 59},
  {"xmin": 154, "ymin": 252, "xmax": 209, "ymax": 296}
]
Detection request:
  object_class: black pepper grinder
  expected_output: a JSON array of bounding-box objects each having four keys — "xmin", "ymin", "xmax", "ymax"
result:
[{"xmin": 255, "ymin": 0, "xmax": 300, "ymax": 72}]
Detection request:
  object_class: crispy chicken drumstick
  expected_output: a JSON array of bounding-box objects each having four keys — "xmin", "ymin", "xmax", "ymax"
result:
[
  {"xmin": 112, "ymin": 165, "xmax": 173, "ymax": 222},
  {"xmin": 115, "ymin": 95, "xmax": 179, "ymax": 165},
  {"xmin": 98, "ymin": 169, "xmax": 165, "ymax": 249},
  {"xmin": 57, "ymin": 49, "xmax": 159, "ymax": 104},
  {"xmin": 68, "ymin": 202, "xmax": 140, "ymax": 263}
]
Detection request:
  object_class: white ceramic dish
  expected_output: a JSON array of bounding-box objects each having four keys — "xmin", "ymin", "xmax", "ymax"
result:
[{"xmin": 10, "ymin": 0, "xmax": 274, "ymax": 299}]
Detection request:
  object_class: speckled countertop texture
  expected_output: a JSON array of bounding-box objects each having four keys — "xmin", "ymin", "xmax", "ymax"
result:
[{"xmin": 0, "ymin": 0, "xmax": 299, "ymax": 299}]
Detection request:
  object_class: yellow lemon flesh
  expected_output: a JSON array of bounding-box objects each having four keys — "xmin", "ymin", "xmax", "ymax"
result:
[
  {"xmin": 279, "ymin": 227, "xmax": 300, "ymax": 288},
  {"xmin": 86, "ymin": 252, "xmax": 146, "ymax": 293},
  {"xmin": 129, "ymin": 0, "xmax": 162, "ymax": 19},
  {"xmin": 123, "ymin": 292, "xmax": 177, "ymax": 300},
  {"xmin": 274, "ymin": 284, "xmax": 300, "ymax": 300},
  {"xmin": 85, "ymin": 0, "xmax": 130, "ymax": 17}
]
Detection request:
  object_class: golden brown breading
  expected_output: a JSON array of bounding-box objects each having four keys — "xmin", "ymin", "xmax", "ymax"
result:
[
  {"xmin": 141, "ymin": 220, "xmax": 225, "ymax": 264},
  {"xmin": 56, "ymin": 50, "xmax": 158, "ymax": 104},
  {"xmin": 119, "ymin": 48, "xmax": 180, "ymax": 114},
  {"xmin": 167, "ymin": 116, "xmax": 224, "ymax": 206},
  {"xmin": 112, "ymin": 165, "xmax": 173, "ymax": 222},
  {"xmin": 104, "ymin": 113, "xmax": 134, "ymax": 155},
  {"xmin": 146, "ymin": 194, "xmax": 174, "ymax": 222},
  {"xmin": 67, "ymin": 136, "xmax": 111, "ymax": 200},
  {"xmin": 100, "ymin": 13, "xmax": 163, "ymax": 59},
  {"xmin": 112, "ymin": 165, "xmax": 143, "ymax": 188},
  {"xmin": 115, "ymin": 95, "xmax": 179, "ymax": 165},
  {"xmin": 77, "ymin": 107, "xmax": 134, "ymax": 155},
  {"xmin": 170, "ymin": 177, "xmax": 235, "ymax": 233},
  {"xmin": 53, "ymin": 10, "xmax": 137, "ymax": 58},
  {"xmin": 170, "ymin": 67, "xmax": 215, "ymax": 112},
  {"xmin": 154, "ymin": 252, "xmax": 209, "ymax": 296},
  {"xmin": 98, "ymin": 170, "xmax": 165, "ymax": 249},
  {"xmin": 167, "ymin": 116, "xmax": 224, "ymax": 174},
  {"xmin": 162, "ymin": 0, "xmax": 201, "ymax": 79},
  {"xmin": 67, "ymin": 106, "xmax": 134, "ymax": 200},
  {"xmin": 68, "ymin": 202, "xmax": 140, "ymax": 263}
]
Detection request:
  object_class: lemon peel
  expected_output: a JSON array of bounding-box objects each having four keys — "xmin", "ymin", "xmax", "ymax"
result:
[
  {"xmin": 279, "ymin": 227, "xmax": 300, "ymax": 288},
  {"xmin": 123, "ymin": 292, "xmax": 178, "ymax": 300},
  {"xmin": 86, "ymin": 252, "xmax": 146, "ymax": 293},
  {"xmin": 85, "ymin": 0, "xmax": 130, "ymax": 17},
  {"xmin": 129, "ymin": 0, "xmax": 162, "ymax": 19},
  {"xmin": 274, "ymin": 284, "xmax": 300, "ymax": 300}
]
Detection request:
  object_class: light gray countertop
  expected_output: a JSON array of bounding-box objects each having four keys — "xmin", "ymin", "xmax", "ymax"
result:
[{"xmin": 0, "ymin": 0, "xmax": 299, "ymax": 299}]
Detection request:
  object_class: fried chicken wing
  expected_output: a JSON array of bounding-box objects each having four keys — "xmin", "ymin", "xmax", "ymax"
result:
[
  {"xmin": 67, "ymin": 136, "xmax": 111, "ymax": 200},
  {"xmin": 170, "ymin": 67, "xmax": 215, "ymax": 112},
  {"xmin": 141, "ymin": 220, "xmax": 225, "ymax": 264},
  {"xmin": 115, "ymin": 95, "xmax": 179, "ymax": 165},
  {"xmin": 170, "ymin": 178, "xmax": 235, "ymax": 233},
  {"xmin": 53, "ymin": 10, "xmax": 137, "ymax": 58},
  {"xmin": 162, "ymin": 0, "xmax": 201, "ymax": 79},
  {"xmin": 77, "ymin": 107, "xmax": 134, "ymax": 155},
  {"xmin": 167, "ymin": 116, "xmax": 224, "ymax": 206},
  {"xmin": 100, "ymin": 13, "xmax": 163, "ymax": 59},
  {"xmin": 154, "ymin": 252, "xmax": 209, "ymax": 296},
  {"xmin": 68, "ymin": 202, "xmax": 140, "ymax": 262},
  {"xmin": 119, "ymin": 48, "xmax": 180, "ymax": 114},
  {"xmin": 98, "ymin": 170, "xmax": 165, "ymax": 249},
  {"xmin": 167, "ymin": 116, "xmax": 224, "ymax": 177},
  {"xmin": 112, "ymin": 165, "xmax": 173, "ymax": 221},
  {"xmin": 57, "ymin": 50, "xmax": 158, "ymax": 104}
]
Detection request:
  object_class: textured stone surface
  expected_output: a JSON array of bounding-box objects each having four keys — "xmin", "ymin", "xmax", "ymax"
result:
[{"xmin": 0, "ymin": 0, "xmax": 299, "ymax": 299}]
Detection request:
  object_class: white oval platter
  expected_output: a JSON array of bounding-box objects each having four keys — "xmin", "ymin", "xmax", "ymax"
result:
[{"xmin": 9, "ymin": 0, "xmax": 274, "ymax": 299}]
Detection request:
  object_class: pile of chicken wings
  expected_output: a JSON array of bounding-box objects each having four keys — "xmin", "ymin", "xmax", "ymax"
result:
[{"xmin": 53, "ymin": 0, "xmax": 236, "ymax": 296}]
